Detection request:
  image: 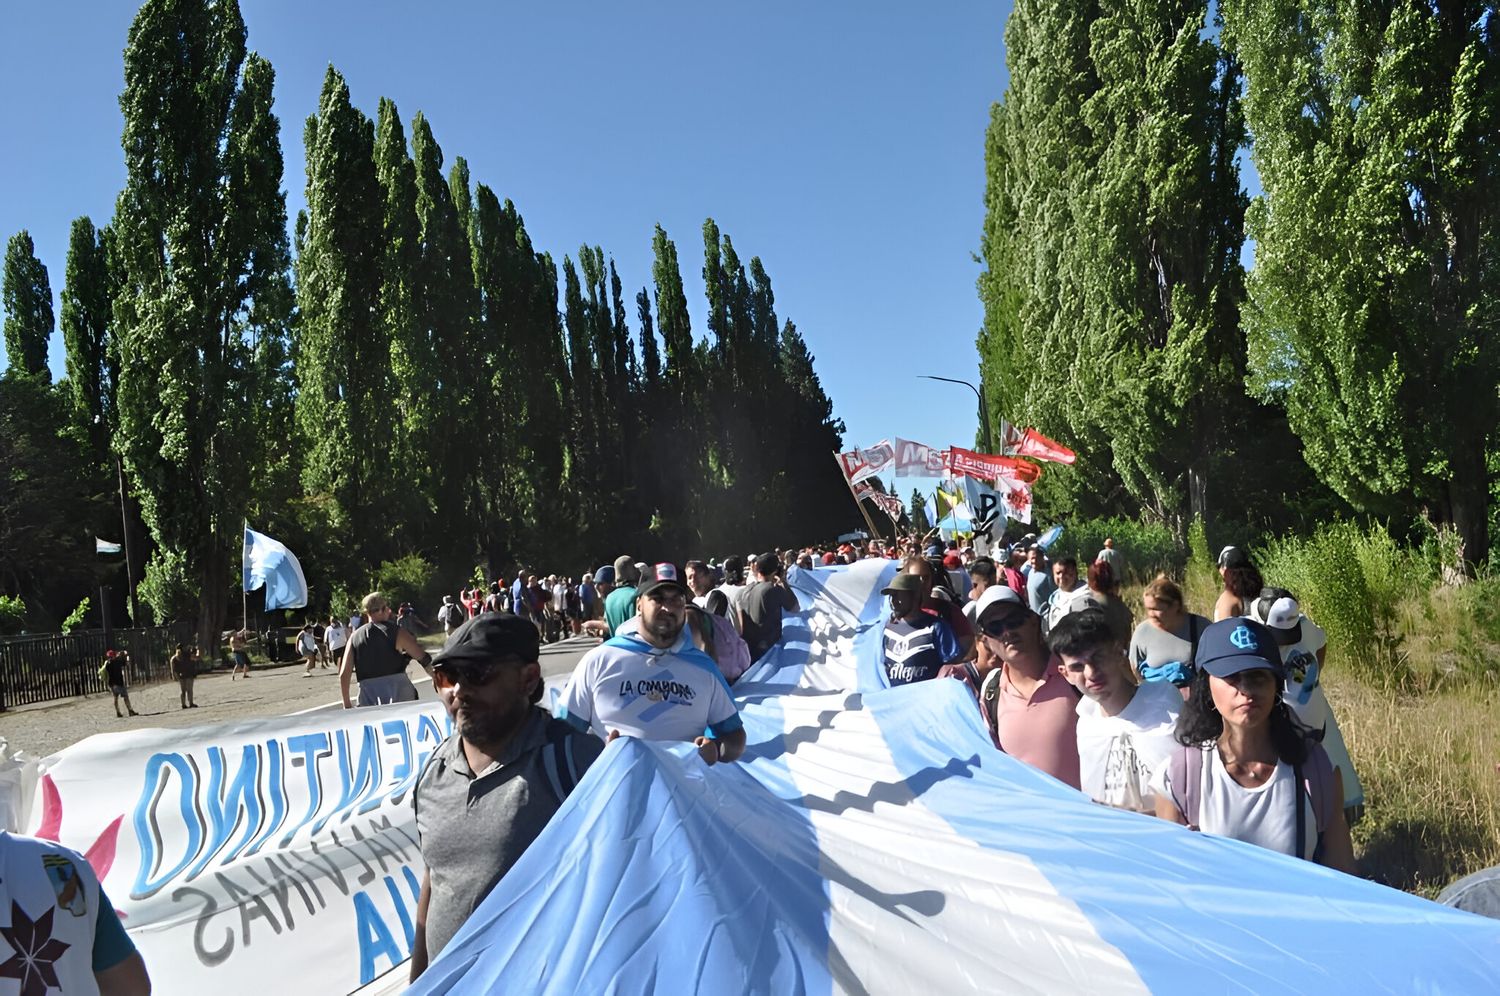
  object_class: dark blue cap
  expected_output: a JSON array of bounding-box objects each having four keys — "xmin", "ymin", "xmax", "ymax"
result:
[{"xmin": 1196, "ymin": 618, "xmax": 1283, "ymax": 678}]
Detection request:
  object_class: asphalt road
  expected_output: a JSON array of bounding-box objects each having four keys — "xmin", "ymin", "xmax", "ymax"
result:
[{"xmin": 0, "ymin": 634, "xmax": 599, "ymax": 759}]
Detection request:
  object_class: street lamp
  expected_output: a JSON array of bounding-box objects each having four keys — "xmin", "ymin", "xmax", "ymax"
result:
[{"xmin": 918, "ymin": 375, "xmax": 994, "ymax": 454}]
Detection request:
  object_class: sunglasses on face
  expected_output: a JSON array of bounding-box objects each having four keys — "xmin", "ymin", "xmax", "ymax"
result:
[
  {"xmin": 432, "ymin": 660, "xmax": 512, "ymax": 690},
  {"xmin": 981, "ymin": 612, "xmax": 1029, "ymax": 637}
]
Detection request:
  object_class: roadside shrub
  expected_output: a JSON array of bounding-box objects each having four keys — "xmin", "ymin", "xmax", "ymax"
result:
[
  {"xmin": 61, "ymin": 597, "xmax": 90, "ymax": 634},
  {"xmin": 0, "ymin": 595, "xmax": 25, "ymax": 635},
  {"xmin": 1054, "ymin": 517, "xmax": 1183, "ymax": 583},
  {"xmin": 1183, "ymin": 517, "xmax": 1221, "ymax": 613},
  {"xmin": 372, "ymin": 554, "xmax": 437, "ymax": 611}
]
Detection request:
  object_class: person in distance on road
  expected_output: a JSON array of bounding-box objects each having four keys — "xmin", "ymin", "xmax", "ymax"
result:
[
  {"xmin": 409, "ymin": 613, "xmax": 603, "ymax": 981},
  {"xmin": 560, "ymin": 563, "xmax": 746, "ymax": 766},
  {"xmin": 340, "ymin": 591, "xmax": 432, "ymax": 708}
]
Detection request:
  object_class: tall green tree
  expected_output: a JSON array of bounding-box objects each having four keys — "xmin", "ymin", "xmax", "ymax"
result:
[
  {"xmin": 978, "ymin": 0, "xmax": 1248, "ymax": 529},
  {"xmin": 295, "ymin": 65, "xmax": 392, "ymax": 574},
  {"xmin": 60, "ymin": 218, "xmax": 118, "ymax": 451},
  {"xmin": 1223, "ymin": 0, "xmax": 1500, "ymax": 564},
  {"xmin": 2, "ymin": 231, "xmax": 53, "ymax": 379},
  {"xmin": 113, "ymin": 0, "xmax": 292, "ymax": 642},
  {"xmin": 411, "ymin": 112, "xmax": 478, "ymax": 571}
]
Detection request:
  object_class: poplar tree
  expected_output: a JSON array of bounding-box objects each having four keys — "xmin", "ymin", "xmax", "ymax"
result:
[
  {"xmin": 60, "ymin": 218, "xmax": 118, "ymax": 451},
  {"xmin": 2, "ymin": 231, "xmax": 53, "ymax": 379},
  {"xmin": 978, "ymin": 0, "xmax": 1248, "ymax": 528},
  {"xmin": 374, "ymin": 98, "xmax": 426, "ymax": 484},
  {"xmin": 295, "ymin": 65, "xmax": 392, "ymax": 567},
  {"xmin": 113, "ymin": 0, "xmax": 291, "ymax": 642},
  {"xmin": 1223, "ymin": 0, "xmax": 1500, "ymax": 565}
]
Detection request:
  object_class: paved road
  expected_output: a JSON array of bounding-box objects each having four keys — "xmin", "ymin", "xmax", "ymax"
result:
[{"xmin": 0, "ymin": 634, "xmax": 598, "ymax": 759}]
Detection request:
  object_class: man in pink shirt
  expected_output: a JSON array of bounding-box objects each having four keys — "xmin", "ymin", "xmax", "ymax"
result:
[{"xmin": 973, "ymin": 586, "xmax": 1081, "ymax": 789}]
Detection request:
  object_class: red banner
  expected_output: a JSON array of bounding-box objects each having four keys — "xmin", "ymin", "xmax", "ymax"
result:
[
  {"xmin": 836, "ymin": 440, "xmax": 895, "ymax": 485},
  {"xmin": 945, "ymin": 446, "xmax": 1043, "ymax": 484}
]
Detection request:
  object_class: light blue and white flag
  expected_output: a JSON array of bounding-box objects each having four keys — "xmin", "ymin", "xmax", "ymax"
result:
[
  {"xmin": 420, "ymin": 561, "xmax": 1500, "ymax": 995},
  {"xmin": 242, "ymin": 524, "xmax": 308, "ymax": 610},
  {"xmin": 95, "ymin": 537, "xmax": 122, "ymax": 555}
]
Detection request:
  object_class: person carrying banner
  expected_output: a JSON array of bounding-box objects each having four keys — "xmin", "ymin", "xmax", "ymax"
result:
[
  {"xmin": 972, "ymin": 586, "xmax": 1081, "ymax": 789},
  {"xmin": 409, "ymin": 613, "xmax": 604, "ymax": 981},
  {"xmin": 739, "ymin": 553, "xmax": 803, "ymax": 663},
  {"xmin": 882, "ymin": 574, "xmax": 963, "ymax": 685},
  {"xmin": 340, "ymin": 591, "xmax": 433, "ymax": 707},
  {"xmin": 0, "ymin": 831, "xmax": 152, "ymax": 994},
  {"xmin": 560, "ymin": 564, "xmax": 746, "ymax": 765}
]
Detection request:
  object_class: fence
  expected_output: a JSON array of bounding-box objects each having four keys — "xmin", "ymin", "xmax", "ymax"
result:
[{"xmin": 0, "ymin": 626, "xmax": 191, "ymax": 712}]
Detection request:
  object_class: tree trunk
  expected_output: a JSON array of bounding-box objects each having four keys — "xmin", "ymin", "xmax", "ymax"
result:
[
  {"xmin": 1444, "ymin": 441, "xmax": 1488, "ymax": 580},
  {"xmin": 196, "ymin": 545, "xmax": 229, "ymax": 656}
]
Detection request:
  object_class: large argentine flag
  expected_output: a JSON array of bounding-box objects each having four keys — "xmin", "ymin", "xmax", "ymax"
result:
[
  {"xmin": 412, "ymin": 560, "xmax": 1500, "ymax": 994},
  {"xmin": 241, "ymin": 524, "xmax": 308, "ymax": 610}
]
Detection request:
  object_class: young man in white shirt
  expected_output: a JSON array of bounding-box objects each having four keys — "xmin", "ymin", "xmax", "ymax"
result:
[{"xmin": 1049, "ymin": 607, "xmax": 1181, "ymax": 813}]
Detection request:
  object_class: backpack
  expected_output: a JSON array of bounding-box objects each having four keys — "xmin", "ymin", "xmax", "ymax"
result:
[{"xmin": 1165, "ymin": 741, "xmax": 1336, "ymax": 861}]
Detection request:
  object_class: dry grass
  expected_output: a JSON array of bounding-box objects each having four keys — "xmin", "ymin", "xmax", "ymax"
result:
[{"xmin": 1328, "ymin": 673, "xmax": 1500, "ymax": 896}]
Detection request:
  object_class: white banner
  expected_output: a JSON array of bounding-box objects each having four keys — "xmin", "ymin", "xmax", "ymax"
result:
[{"xmin": 26, "ymin": 701, "xmax": 452, "ymax": 994}]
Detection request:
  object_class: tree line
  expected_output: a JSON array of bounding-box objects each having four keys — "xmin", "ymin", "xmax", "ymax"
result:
[
  {"xmin": 978, "ymin": 0, "xmax": 1497, "ymax": 562},
  {"xmin": 0, "ymin": 0, "xmax": 849, "ymax": 648}
]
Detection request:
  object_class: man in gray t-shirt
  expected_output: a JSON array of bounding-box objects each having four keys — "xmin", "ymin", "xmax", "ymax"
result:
[
  {"xmin": 410, "ymin": 614, "xmax": 603, "ymax": 980},
  {"xmin": 739, "ymin": 553, "xmax": 803, "ymax": 663}
]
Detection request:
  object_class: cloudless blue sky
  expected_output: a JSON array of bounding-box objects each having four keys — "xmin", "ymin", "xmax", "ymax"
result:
[{"xmin": 1, "ymin": 2, "xmax": 1014, "ymax": 505}]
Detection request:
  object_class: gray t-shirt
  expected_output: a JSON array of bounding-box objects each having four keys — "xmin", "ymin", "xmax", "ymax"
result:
[
  {"xmin": 414, "ymin": 708, "xmax": 603, "ymax": 959},
  {"xmin": 738, "ymin": 580, "xmax": 800, "ymax": 661},
  {"xmin": 1129, "ymin": 614, "xmax": 1210, "ymax": 673}
]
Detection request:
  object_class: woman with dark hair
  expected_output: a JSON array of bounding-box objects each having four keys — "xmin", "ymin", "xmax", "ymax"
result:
[
  {"xmin": 1213, "ymin": 546, "xmax": 1264, "ymax": 621},
  {"xmin": 1155, "ymin": 618, "xmax": 1357, "ymax": 874},
  {"xmin": 1078, "ymin": 560, "xmax": 1133, "ymax": 644}
]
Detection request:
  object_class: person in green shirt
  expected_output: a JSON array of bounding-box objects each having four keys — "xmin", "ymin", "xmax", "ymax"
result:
[{"xmin": 603, "ymin": 555, "xmax": 641, "ymax": 635}]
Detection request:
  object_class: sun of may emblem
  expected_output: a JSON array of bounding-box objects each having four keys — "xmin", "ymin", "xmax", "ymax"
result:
[{"xmin": 0, "ymin": 900, "xmax": 72, "ymax": 996}]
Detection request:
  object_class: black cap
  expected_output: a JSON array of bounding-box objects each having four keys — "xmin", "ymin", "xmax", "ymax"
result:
[
  {"xmin": 637, "ymin": 562, "xmax": 690, "ymax": 600},
  {"xmin": 432, "ymin": 613, "xmax": 540, "ymax": 667}
]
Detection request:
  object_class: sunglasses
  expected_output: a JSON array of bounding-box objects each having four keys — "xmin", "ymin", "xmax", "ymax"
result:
[
  {"xmin": 981, "ymin": 612, "xmax": 1030, "ymax": 637},
  {"xmin": 431, "ymin": 660, "xmax": 510, "ymax": 690}
]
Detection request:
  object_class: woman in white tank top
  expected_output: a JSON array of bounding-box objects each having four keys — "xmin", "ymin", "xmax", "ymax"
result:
[{"xmin": 1155, "ymin": 617, "xmax": 1359, "ymax": 874}]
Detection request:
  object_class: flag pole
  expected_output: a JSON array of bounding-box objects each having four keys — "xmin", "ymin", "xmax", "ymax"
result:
[
  {"xmin": 241, "ymin": 520, "xmax": 248, "ymax": 636},
  {"xmin": 832, "ymin": 453, "xmax": 883, "ymax": 541}
]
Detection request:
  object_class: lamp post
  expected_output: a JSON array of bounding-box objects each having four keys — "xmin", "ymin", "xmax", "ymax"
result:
[{"xmin": 918, "ymin": 375, "xmax": 994, "ymax": 454}]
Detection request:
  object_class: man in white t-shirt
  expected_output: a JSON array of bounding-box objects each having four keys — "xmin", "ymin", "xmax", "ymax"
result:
[
  {"xmin": 560, "ymin": 563, "xmax": 746, "ymax": 765},
  {"xmin": 1251, "ymin": 589, "xmax": 1365, "ymax": 822},
  {"xmin": 1048, "ymin": 607, "xmax": 1181, "ymax": 813},
  {"xmin": 1043, "ymin": 556, "xmax": 1089, "ymax": 634}
]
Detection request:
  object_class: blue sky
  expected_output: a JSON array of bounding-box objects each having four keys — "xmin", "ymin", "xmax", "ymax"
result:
[{"xmin": 1, "ymin": 2, "xmax": 1014, "ymax": 500}]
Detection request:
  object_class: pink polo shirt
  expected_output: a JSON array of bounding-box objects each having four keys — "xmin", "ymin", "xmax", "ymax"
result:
[{"xmin": 994, "ymin": 660, "xmax": 1081, "ymax": 789}]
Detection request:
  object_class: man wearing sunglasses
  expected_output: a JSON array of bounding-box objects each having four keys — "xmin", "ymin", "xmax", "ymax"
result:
[
  {"xmin": 410, "ymin": 613, "xmax": 604, "ymax": 981},
  {"xmin": 560, "ymin": 563, "xmax": 746, "ymax": 765},
  {"xmin": 972, "ymin": 586, "xmax": 1082, "ymax": 789}
]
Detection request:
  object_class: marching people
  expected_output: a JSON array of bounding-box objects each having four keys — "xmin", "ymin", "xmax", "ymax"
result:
[
  {"xmin": 1214, "ymin": 546, "xmax": 1264, "ymax": 621},
  {"xmin": 882, "ymin": 573, "xmax": 963, "ymax": 685},
  {"xmin": 560, "ymin": 563, "xmax": 746, "ymax": 765},
  {"xmin": 340, "ymin": 591, "xmax": 433, "ymax": 707},
  {"xmin": 326, "ymin": 614, "xmax": 349, "ymax": 666},
  {"xmin": 603, "ymin": 557, "xmax": 640, "ymax": 636},
  {"xmin": 297, "ymin": 621, "xmax": 319, "ymax": 676},
  {"xmin": 409, "ymin": 613, "xmax": 603, "ymax": 981},
  {"xmin": 1129, "ymin": 575, "xmax": 1209, "ymax": 692},
  {"xmin": 1155, "ymin": 618, "xmax": 1358, "ymax": 874},
  {"xmin": 1050, "ymin": 609, "xmax": 1179, "ymax": 813},
  {"xmin": 738, "ymin": 552, "xmax": 803, "ymax": 664}
]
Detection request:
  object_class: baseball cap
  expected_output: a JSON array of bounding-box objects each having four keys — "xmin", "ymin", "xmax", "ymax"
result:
[
  {"xmin": 1218, "ymin": 545, "xmax": 1251, "ymax": 570},
  {"xmin": 637, "ymin": 562, "xmax": 689, "ymax": 599},
  {"xmin": 924, "ymin": 542, "xmax": 944, "ymax": 558},
  {"xmin": 594, "ymin": 565, "xmax": 616, "ymax": 585},
  {"xmin": 1251, "ymin": 588, "xmax": 1303, "ymax": 645},
  {"xmin": 1196, "ymin": 618, "xmax": 1283, "ymax": 678},
  {"xmin": 613, "ymin": 555, "xmax": 641, "ymax": 585},
  {"xmin": 973, "ymin": 585, "xmax": 1029, "ymax": 625},
  {"xmin": 882, "ymin": 573, "xmax": 927, "ymax": 595},
  {"xmin": 942, "ymin": 552, "xmax": 962, "ymax": 569},
  {"xmin": 432, "ymin": 612, "xmax": 540, "ymax": 667}
]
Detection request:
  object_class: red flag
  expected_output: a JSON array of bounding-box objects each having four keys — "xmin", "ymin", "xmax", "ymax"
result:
[
  {"xmin": 1000, "ymin": 420, "xmax": 1076, "ymax": 465},
  {"xmin": 945, "ymin": 446, "xmax": 1043, "ymax": 484}
]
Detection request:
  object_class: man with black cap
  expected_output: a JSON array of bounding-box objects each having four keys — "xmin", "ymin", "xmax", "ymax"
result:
[
  {"xmin": 882, "ymin": 573, "xmax": 963, "ymax": 685},
  {"xmin": 560, "ymin": 563, "xmax": 746, "ymax": 765},
  {"xmin": 603, "ymin": 555, "xmax": 641, "ymax": 637},
  {"xmin": 409, "ymin": 613, "xmax": 603, "ymax": 981},
  {"xmin": 739, "ymin": 552, "xmax": 803, "ymax": 663}
]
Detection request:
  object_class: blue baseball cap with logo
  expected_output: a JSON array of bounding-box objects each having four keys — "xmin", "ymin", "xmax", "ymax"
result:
[{"xmin": 1195, "ymin": 618, "xmax": 1283, "ymax": 678}]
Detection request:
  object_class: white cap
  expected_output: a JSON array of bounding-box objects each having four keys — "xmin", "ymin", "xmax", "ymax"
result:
[
  {"xmin": 1259, "ymin": 595, "xmax": 1301, "ymax": 631},
  {"xmin": 973, "ymin": 585, "xmax": 1027, "ymax": 624}
]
